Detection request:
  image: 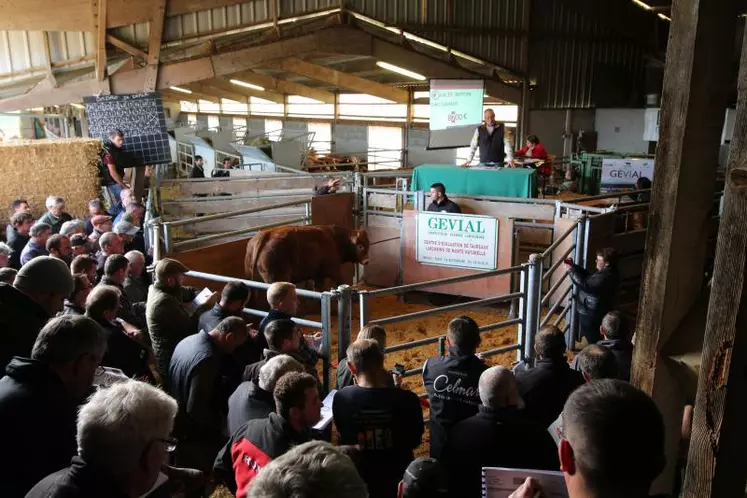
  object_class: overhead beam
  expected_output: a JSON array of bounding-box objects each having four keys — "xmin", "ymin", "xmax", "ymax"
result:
[
  {"xmin": 93, "ymin": 0, "xmax": 108, "ymax": 81},
  {"xmin": 41, "ymin": 32, "xmax": 57, "ymax": 87},
  {"xmin": 631, "ymin": 0, "xmax": 740, "ymax": 495},
  {"xmin": 143, "ymin": 0, "xmax": 167, "ymax": 92},
  {"xmin": 229, "ymin": 71, "xmax": 336, "ymax": 103},
  {"xmin": 106, "ymin": 34, "xmax": 148, "ymax": 60},
  {"xmin": 161, "ymin": 88, "xmax": 219, "ymax": 104},
  {"xmin": 184, "ymin": 81, "xmax": 249, "ymax": 104},
  {"xmin": 0, "ymin": 0, "xmax": 264, "ymax": 32},
  {"xmin": 200, "ymin": 78, "xmax": 284, "ymax": 104},
  {"xmin": 0, "ymin": 77, "xmax": 110, "ymax": 111},
  {"xmin": 276, "ymin": 57, "xmax": 409, "ymax": 103}
]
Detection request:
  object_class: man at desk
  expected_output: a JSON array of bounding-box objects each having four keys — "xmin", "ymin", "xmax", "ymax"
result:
[
  {"xmin": 427, "ymin": 183, "xmax": 461, "ymax": 214},
  {"xmin": 461, "ymin": 108, "xmax": 506, "ymax": 167}
]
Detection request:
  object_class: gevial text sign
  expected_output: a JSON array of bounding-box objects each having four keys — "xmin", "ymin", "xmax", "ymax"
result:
[
  {"xmin": 601, "ymin": 158, "xmax": 655, "ymax": 185},
  {"xmin": 416, "ymin": 212, "xmax": 498, "ymax": 270}
]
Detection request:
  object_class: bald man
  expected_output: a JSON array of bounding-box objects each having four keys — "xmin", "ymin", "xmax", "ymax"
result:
[{"xmin": 443, "ymin": 366, "xmax": 558, "ymax": 498}]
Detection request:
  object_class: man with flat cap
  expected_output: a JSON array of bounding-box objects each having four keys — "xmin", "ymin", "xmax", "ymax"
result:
[
  {"xmin": 146, "ymin": 258, "xmax": 218, "ymax": 383},
  {"xmin": 398, "ymin": 457, "xmax": 449, "ymax": 498},
  {"xmin": 0, "ymin": 256, "xmax": 75, "ymax": 371}
]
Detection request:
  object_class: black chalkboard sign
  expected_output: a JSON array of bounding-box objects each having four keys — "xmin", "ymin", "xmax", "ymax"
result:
[{"xmin": 84, "ymin": 92, "xmax": 172, "ymax": 165}]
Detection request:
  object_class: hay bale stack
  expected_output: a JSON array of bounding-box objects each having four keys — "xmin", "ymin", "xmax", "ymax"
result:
[{"xmin": 0, "ymin": 138, "xmax": 102, "ymax": 219}]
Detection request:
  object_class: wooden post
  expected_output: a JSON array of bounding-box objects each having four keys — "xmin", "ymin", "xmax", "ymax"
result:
[
  {"xmin": 683, "ymin": 20, "xmax": 747, "ymax": 498},
  {"xmin": 631, "ymin": 0, "xmax": 739, "ymax": 494}
]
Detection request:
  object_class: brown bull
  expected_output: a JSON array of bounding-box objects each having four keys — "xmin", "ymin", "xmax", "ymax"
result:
[{"xmin": 245, "ymin": 225, "xmax": 370, "ymax": 292}]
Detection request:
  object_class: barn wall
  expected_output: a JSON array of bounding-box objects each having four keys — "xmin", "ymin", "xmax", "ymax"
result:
[
  {"xmin": 406, "ymin": 127, "xmax": 456, "ymax": 167},
  {"xmin": 527, "ymin": 109, "xmax": 595, "ymax": 156},
  {"xmin": 334, "ymin": 123, "xmax": 368, "ymax": 158},
  {"xmin": 595, "ymin": 108, "xmax": 649, "ymax": 154}
]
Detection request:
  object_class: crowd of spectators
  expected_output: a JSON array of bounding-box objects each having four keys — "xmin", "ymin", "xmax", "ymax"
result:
[{"xmin": 0, "ymin": 192, "xmax": 672, "ymax": 498}]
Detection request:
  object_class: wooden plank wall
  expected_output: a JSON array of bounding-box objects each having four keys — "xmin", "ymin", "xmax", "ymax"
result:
[
  {"xmin": 401, "ymin": 209, "xmax": 514, "ymax": 298},
  {"xmin": 311, "ymin": 192, "xmax": 356, "ymax": 286},
  {"xmin": 363, "ymin": 214, "xmax": 401, "ymax": 288}
]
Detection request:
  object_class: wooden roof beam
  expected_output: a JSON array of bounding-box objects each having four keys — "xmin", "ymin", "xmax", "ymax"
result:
[
  {"xmin": 184, "ymin": 81, "xmax": 250, "ymax": 103},
  {"xmin": 92, "ymin": 0, "xmax": 108, "ymax": 81},
  {"xmin": 143, "ymin": 0, "xmax": 167, "ymax": 91},
  {"xmin": 106, "ymin": 34, "xmax": 148, "ymax": 60},
  {"xmin": 228, "ymin": 71, "xmax": 336, "ymax": 103},
  {"xmin": 199, "ymin": 78, "xmax": 285, "ymax": 104},
  {"xmin": 161, "ymin": 88, "xmax": 220, "ymax": 104},
  {"xmin": 276, "ymin": 57, "xmax": 408, "ymax": 103}
]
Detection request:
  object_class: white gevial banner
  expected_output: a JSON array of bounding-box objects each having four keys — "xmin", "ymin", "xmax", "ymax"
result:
[
  {"xmin": 601, "ymin": 158, "xmax": 655, "ymax": 186},
  {"xmin": 416, "ymin": 212, "xmax": 498, "ymax": 270},
  {"xmin": 428, "ymin": 79, "xmax": 485, "ymax": 149}
]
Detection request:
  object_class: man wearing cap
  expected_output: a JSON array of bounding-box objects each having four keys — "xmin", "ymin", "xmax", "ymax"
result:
[
  {"xmin": 114, "ymin": 220, "xmax": 144, "ymax": 253},
  {"xmin": 88, "ymin": 215, "xmax": 113, "ymax": 248},
  {"xmin": 398, "ymin": 457, "xmax": 449, "ymax": 498},
  {"xmin": 70, "ymin": 233, "xmax": 91, "ymax": 257},
  {"xmin": 0, "ymin": 256, "xmax": 75, "ymax": 371},
  {"xmin": 147, "ymin": 258, "xmax": 218, "ymax": 383}
]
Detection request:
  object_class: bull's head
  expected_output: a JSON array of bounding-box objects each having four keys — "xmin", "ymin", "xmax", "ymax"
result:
[{"xmin": 351, "ymin": 228, "xmax": 370, "ymax": 265}]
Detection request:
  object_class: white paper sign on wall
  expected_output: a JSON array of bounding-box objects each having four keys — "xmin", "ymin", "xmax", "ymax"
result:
[
  {"xmin": 416, "ymin": 212, "xmax": 498, "ymax": 270},
  {"xmin": 601, "ymin": 158, "xmax": 655, "ymax": 185}
]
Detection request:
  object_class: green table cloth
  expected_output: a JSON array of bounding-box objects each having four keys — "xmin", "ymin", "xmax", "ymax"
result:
[{"xmin": 411, "ymin": 164, "xmax": 537, "ymax": 198}]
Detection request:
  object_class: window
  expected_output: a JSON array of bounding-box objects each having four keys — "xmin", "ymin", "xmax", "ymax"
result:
[
  {"xmin": 198, "ymin": 99, "xmax": 220, "ymax": 114},
  {"xmin": 233, "ymin": 117, "xmax": 247, "ymax": 128},
  {"xmin": 287, "ymin": 95, "xmax": 334, "ymax": 118},
  {"xmin": 187, "ymin": 114, "xmax": 197, "ymax": 126},
  {"xmin": 368, "ymin": 125, "xmax": 403, "ymax": 171},
  {"xmin": 265, "ymin": 119, "xmax": 283, "ymax": 141},
  {"xmin": 221, "ymin": 98, "xmax": 248, "ymax": 114},
  {"xmin": 208, "ymin": 115, "xmax": 220, "ymax": 130},
  {"xmin": 339, "ymin": 94, "xmax": 407, "ymax": 122},
  {"xmin": 250, "ymin": 96, "xmax": 284, "ymax": 116},
  {"xmin": 0, "ymin": 113, "xmax": 20, "ymax": 141},
  {"xmin": 308, "ymin": 122, "xmax": 331, "ymax": 156}
]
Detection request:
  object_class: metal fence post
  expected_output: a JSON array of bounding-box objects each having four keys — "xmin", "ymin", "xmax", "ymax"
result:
[
  {"xmin": 524, "ymin": 254, "xmax": 542, "ymax": 364},
  {"xmin": 320, "ymin": 292, "xmax": 333, "ymax": 394},
  {"xmin": 162, "ymin": 224, "xmax": 173, "ymax": 255},
  {"xmin": 359, "ymin": 291, "xmax": 370, "ymax": 330},
  {"xmin": 438, "ymin": 336, "xmax": 447, "ymax": 357},
  {"xmin": 337, "ymin": 284, "xmax": 353, "ymax": 364},
  {"xmin": 150, "ymin": 221, "xmax": 163, "ymax": 265},
  {"xmin": 517, "ymin": 265, "xmax": 529, "ymax": 362},
  {"xmin": 304, "ymin": 201, "xmax": 311, "ymax": 225},
  {"xmin": 568, "ymin": 216, "xmax": 586, "ymax": 350}
]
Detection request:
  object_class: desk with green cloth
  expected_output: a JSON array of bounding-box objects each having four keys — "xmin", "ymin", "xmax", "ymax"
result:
[{"xmin": 411, "ymin": 164, "xmax": 537, "ymax": 198}]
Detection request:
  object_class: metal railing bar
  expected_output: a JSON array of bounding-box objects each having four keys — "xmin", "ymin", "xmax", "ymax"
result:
[
  {"xmin": 513, "ymin": 221, "xmax": 555, "ymax": 229},
  {"xmin": 369, "ymin": 292, "xmax": 524, "ymax": 326},
  {"xmin": 567, "ymin": 188, "xmax": 651, "ymax": 203},
  {"xmin": 552, "ymin": 305, "xmax": 571, "ymax": 328},
  {"xmin": 242, "ymin": 308, "xmax": 323, "ymax": 329},
  {"xmin": 365, "ymin": 188, "xmax": 419, "ymax": 195},
  {"xmin": 162, "ymin": 193, "xmax": 313, "ymax": 203},
  {"xmin": 184, "ymin": 270, "xmax": 323, "ymax": 299},
  {"xmin": 448, "ymin": 193, "xmax": 558, "ymax": 206},
  {"xmin": 539, "ymin": 285, "xmax": 572, "ymax": 328},
  {"xmin": 609, "ymin": 202, "xmax": 650, "ymax": 213},
  {"xmin": 542, "ymin": 244, "xmax": 575, "ymax": 282},
  {"xmin": 163, "ymin": 199, "xmax": 312, "ymax": 228},
  {"xmin": 479, "ymin": 317, "xmax": 523, "ymax": 332},
  {"xmin": 385, "ymin": 336, "xmax": 440, "ymax": 353},
  {"xmin": 557, "ymin": 202, "xmax": 609, "ymax": 214},
  {"xmin": 479, "ymin": 343, "xmax": 523, "ymax": 358},
  {"xmin": 363, "ymin": 210, "xmax": 403, "ymax": 218},
  {"xmin": 171, "ymin": 217, "xmax": 307, "ymax": 250},
  {"xmin": 365, "ymin": 266, "xmax": 524, "ymax": 298},
  {"xmin": 541, "ymin": 275, "xmax": 570, "ymax": 306},
  {"xmin": 540, "ymin": 222, "xmax": 579, "ymax": 260}
]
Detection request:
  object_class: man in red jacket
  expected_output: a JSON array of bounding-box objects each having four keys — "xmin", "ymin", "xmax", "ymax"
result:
[{"xmin": 213, "ymin": 371, "xmax": 321, "ymax": 498}]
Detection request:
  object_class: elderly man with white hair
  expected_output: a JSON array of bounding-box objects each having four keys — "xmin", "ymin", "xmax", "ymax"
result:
[
  {"xmin": 26, "ymin": 380, "xmax": 178, "ymax": 498},
  {"xmin": 227, "ymin": 354, "xmax": 304, "ymax": 435},
  {"xmin": 37, "ymin": 195, "xmax": 73, "ymax": 234},
  {"xmin": 124, "ymin": 250, "xmax": 149, "ymax": 304},
  {"xmin": 444, "ymin": 366, "xmax": 559, "ymax": 498},
  {"xmin": 60, "ymin": 219, "xmax": 87, "ymax": 237},
  {"xmin": 247, "ymin": 440, "xmax": 367, "ymax": 498}
]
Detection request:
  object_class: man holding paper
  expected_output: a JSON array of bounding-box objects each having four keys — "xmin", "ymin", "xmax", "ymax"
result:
[{"xmin": 461, "ymin": 109, "xmax": 506, "ymax": 167}]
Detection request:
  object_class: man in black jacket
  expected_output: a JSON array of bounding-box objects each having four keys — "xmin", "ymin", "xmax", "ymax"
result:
[
  {"xmin": 445, "ymin": 366, "xmax": 558, "ymax": 498},
  {"xmin": 0, "ymin": 315, "xmax": 105, "ymax": 498},
  {"xmin": 334, "ymin": 339, "xmax": 424, "ymax": 498},
  {"xmin": 189, "ymin": 155, "xmax": 205, "ymax": 179},
  {"xmin": 596, "ymin": 311, "xmax": 633, "ymax": 381},
  {"xmin": 227, "ymin": 354, "xmax": 303, "ymax": 435},
  {"xmin": 85, "ymin": 285, "xmax": 155, "ymax": 383},
  {"xmin": 426, "ymin": 183, "xmax": 461, "ymax": 214},
  {"xmin": 565, "ymin": 247, "xmax": 620, "ymax": 344},
  {"xmin": 200, "ymin": 281, "xmax": 263, "ymax": 367},
  {"xmin": 0, "ymin": 256, "xmax": 74, "ymax": 371},
  {"xmin": 6, "ymin": 212, "xmax": 33, "ymax": 269},
  {"xmin": 99, "ymin": 253, "xmax": 147, "ymax": 330},
  {"xmin": 422, "ymin": 315, "xmax": 487, "ymax": 459},
  {"xmin": 515, "ymin": 326, "xmax": 584, "ymax": 428},
  {"xmin": 214, "ymin": 371, "xmax": 321, "ymax": 498},
  {"xmin": 169, "ymin": 317, "xmax": 249, "ymax": 472},
  {"xmin": 244, "ymin": 319, "xmax": 315, "ymax": 383},
  {"xmin": 260, "ymin": 282, "xmax": 321, "ymax": 368}
]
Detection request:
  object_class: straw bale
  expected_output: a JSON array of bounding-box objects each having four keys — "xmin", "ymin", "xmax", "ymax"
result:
[{"xmin": 0, "ymin": 138, "xmax": 102, "ymax": 219}]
